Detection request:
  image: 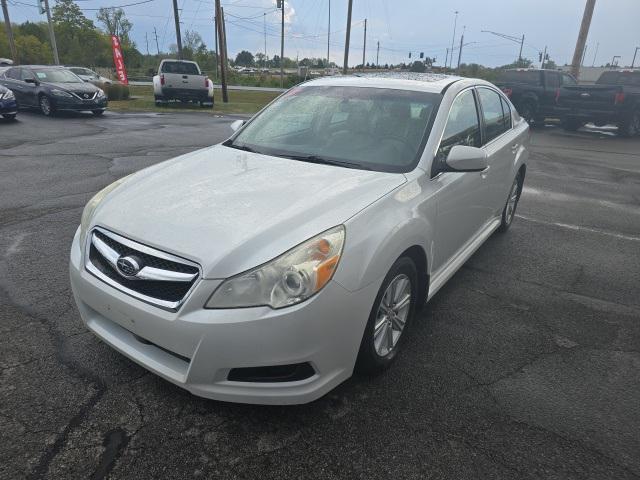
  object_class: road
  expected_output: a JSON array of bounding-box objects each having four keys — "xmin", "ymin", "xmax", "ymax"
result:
[{"xmin": 1, "ymin": 111, "xmax": 639, "ymax": 480}]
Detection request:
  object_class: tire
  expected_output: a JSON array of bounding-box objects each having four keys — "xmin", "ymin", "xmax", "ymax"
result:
[
  {"xmin": 39, "ymin": 95, "xmax": 55, "ymax": 117},
  {"xmin": 355, "ymin": 257, "xmax": 418, "ymax": 374},
  {"xmin": 200, "ymin": 100, "xmax": 214, "ymax": 108},
  {"xmin": 518, "ymin": 101, "xmax": 538, "ymax": 126},
  {"xmin": 92, "ymin": 109, "xmax": 105, "ymax": 116},
  {"xmin": 498, "ymin": 171, "xmax": 523, "ymax": 233},
  {"xmin": 562, "ymin": 117, "xmax": 583, "ymax": 132},
  {"xmin": 154, "ymin": 95, "xmax": 166, "ymax": 106},
  {"xmin": 618, "ymin": 111, "xmax": 640, "ymax": 138},
  {"xmin": 2, "ymin": 114, "xmax": 16, "ymax": 120}
]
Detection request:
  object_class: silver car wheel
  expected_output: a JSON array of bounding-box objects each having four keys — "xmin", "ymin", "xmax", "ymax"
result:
[
  {"xmin": 373, "ymin": 274, "xmax": 412, "ymax": 357},
  {"xmin": 40, "ymin": 96, "xmax": 51, "ymax": 116},
  {"xmin": 505, "ymin": 176, "xmax": 519, "ymax": 224}
]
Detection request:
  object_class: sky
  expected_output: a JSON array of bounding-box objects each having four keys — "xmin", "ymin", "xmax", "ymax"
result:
[{"xmin": 6, "ymin": 0, "xmax": 640, "ymax": 68}]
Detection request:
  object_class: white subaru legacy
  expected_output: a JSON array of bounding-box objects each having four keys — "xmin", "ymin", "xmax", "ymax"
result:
[{"xmin": 70, "ymin": 74, "xmax": 529, "ymax": 404}]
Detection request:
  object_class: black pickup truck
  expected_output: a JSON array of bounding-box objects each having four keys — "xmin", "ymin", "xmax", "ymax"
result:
[
  {"xmin": 557, "ymin": 70, "xmax": 640, "ymax": 136},
  {"xmin": 495, "ymin": 69, "xmax": 577, "ymax": 126}
]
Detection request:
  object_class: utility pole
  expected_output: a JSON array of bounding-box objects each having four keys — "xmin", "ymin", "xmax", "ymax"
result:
[
  {"xmin": 279, "ymin": 0, "xmax": 284, "ymax": 87},
  {"xmin": 632, "ymin": 47, "xmax": 639, "ymax": 69},
  {"xmin": 518, "ymin": 34, "xmax": 524, "ymax": 65},
  {"xmin": 145, "ymin": 32, "xmax": 149, "ymax": 55},
  {"xmin": 263, "ymin": 12, "xmax": 267, "ymax": 67},
  {"xmin": 361, "ymin": 18, "xmax": 366, "ymax": 70},
  {"xmin": 214, "ymin": 0, "xmax": 228, "ymax": 102},
  {"xmin": 213, "ymin": 15, "xmax": 218, "ymax": 79},
  {"xmin": 449, "ymin": 10, "xmax": 458, "ymax": 69},
  {"xmin": 581, "ymin": 44, "xmax": 588, "ymax": 66},
  {"xmin": 172, "ymin": 0, "xmax": 183, "ymax": 59},
  {"xmin": 153, "ymin": 26, "xmax": 160, "ymax": 54},
  {"xmin": 591, "ymin": 41, "xmax": 599, "ymax": 66},
  {"xmin": 43, "ymin": 0, "xmax": 59, "ymax": 64},
  {"xmin": 444, "ymin": 48, "xmax": 449, "ymax": 70},
  {"xmin": 456, "ymin": 27, "xmax": 465, "ymax": 71},
  {"xmin": 570, "ymin": 0, "xmax": 596, "ymax": 79},
  {"xmin": 1, "ymin": 0, "xmax": 17, "ymax": 61},
  {"xmin": 343, "ymin": 0, "xmax": 353, "ymax": 74},
  {"xmin": 376, "ymin": 40, "xmax": 379, "ymax": 67},
  {"xmin": 326, "ymin": 0, "xmax": 330, "ymax": 70},
  {"xmin": 541, "ymin": 45, "xmax": 547, "ymax": 69}
]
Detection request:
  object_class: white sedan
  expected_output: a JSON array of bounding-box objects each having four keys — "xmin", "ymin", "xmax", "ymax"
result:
[{"xmin": 70, "ymin": 73, "xmax": 529, "ymax": 404}]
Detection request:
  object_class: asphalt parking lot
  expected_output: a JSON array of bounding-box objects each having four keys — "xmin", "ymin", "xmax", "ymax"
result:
[{"xmin": 1, "ymin": 110, "xmax": 639, "ymax": 480}]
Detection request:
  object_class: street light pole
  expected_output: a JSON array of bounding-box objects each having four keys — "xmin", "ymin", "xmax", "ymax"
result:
[
  {"xmin": 449, "ymin": 10, "xmax": 459, "ymax": 69},
  {"xmin": 632, "ymin": 47, "xmax": 639, "ymax": 69},
  {"xmin": 570, "ymin": 0, "xmax": 596, "ymax": 79},
  {"xmin": 280, "ymin": 0, "xmax": 284, "ymax": 87},
  {"xmin": 362, "ymin": 18, "xmax": 367, "ymax": 70},
  {"xmin": 43, "ymin": 0, "xmax": 60, "ymax": 64},
  {"xmin": 172, "ymin": 0, "xmax": 183, "ymax": 59},
  {"xmin": 343, "ymin": 0, "xmax": 353, "ymax": 74}
]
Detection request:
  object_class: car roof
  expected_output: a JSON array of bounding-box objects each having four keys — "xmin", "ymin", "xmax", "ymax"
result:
[
  {"xmin": 301, "ymin": 72, "xmax": 463, "ymax": 93},
  {"xmin": 14, "ymin": 65, "xmax": 67, "ymax": 70}
]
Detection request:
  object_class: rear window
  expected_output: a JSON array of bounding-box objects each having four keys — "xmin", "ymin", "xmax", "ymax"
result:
[
  {"xmin": 161, "ymin": 62, "xmax": 200, "ymax": 75},
  {"xmin": 596, "ymin": 71, "xmax": 640, "ymax": 86},
  {"xmin": 497, "ymin": 70, "xmax": 540, "ymax": 84}
]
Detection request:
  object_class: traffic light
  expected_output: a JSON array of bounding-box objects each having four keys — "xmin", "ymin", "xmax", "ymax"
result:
[
  {"xmin": 408, "ymin": 52, "xmax": 411, "ymax": 58},
  {"xmin": 276, "ymin": 0, "xmax": 283, "ymax": 8},
  {"xmin": 539, "ymin": 52, "xmax": 543, "ymax": 62},
  {"xmin": 39, "ymin": 0, "xmax": 45, "ymax": 14},
  {"xmin": 420, "ymin": 52, "xmax": 424, "ymax": 59}
]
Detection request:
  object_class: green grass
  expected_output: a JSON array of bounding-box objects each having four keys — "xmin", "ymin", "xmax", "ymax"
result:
[{"xmin": 108, "ymin": 85, "xmax": 280, "ymax": 115}]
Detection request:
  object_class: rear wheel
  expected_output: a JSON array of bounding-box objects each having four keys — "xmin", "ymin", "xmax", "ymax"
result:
[
  {"xmin": 498, "ymin": 171, "xmax": 522, "ymax": 233},
  {"xmin": 619, "ymin": 111, "xmax": 640, "ymax": 137},
  {"xmin": 355, "ymin": 257, "xmax": 417, "ymax": 374},
  {"xmin": 519, "ymin": 101, "xmax": 538, "ymax": 126},
  {"xmin": 92, "ymin": 109, "xmax": 105, "ymax": 116},
  {"xmin": 562, "ymin": 117, "xmax": 583, "ymax": 132},
  {"xmin": 39, "ymin": 95, "xmax": 55, "ymax": 117}
]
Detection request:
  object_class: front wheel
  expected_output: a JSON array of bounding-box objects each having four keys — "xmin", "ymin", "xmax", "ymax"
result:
[
  {"xmin": 92, "ymin": 109, "xmax": 105, "ymax": 116},
  {"xmin": 498, "ymin": 171, "xmax": 522, "ymax": 233},
  {"xmin": 619, "ymin": 111, "xmax": 640, "ymax": 137},
  {"xmin": 562, "ymin": 117, "xmax": 583, "ymax": 132},
  {"xmin": 355, "ymin": 257, "xmax": 418, "ymax": 374},
  {"xmin": 39, "ymin": 95, "xmax": 55, "ymax": 117},
  {"xmin": 2, "ymin": 113, "xmax": 16, "ymax": 120}
]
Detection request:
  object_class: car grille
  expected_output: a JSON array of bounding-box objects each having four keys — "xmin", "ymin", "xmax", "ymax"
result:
[
  {"xmin": 74, "ymin": 91, "xmax": 97, "ymax": 100},
  {"xmin": 85, "ymin": 227, "xmax": 200, "ymax": 311}
]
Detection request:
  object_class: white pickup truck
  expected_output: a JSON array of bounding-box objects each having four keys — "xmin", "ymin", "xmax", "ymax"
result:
[{"xmin": 153, "ymin": 59, "xmax": 214, "ymax": 107}]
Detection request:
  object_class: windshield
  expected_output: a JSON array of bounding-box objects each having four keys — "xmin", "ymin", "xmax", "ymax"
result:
[
  {"xmin": 161, "ymin": 62, "xmax": 200, "ymax": 75},
  {"xmin": 497, "ymin": 70, "xmax": 540, "ymax": 84},
  {"xmin": 33, "ymin": 69, "xmax": 82, "ymax": 83},
  {"xmin": 229, "ymin": 85, "xmax": 440, "ymax": 172}
]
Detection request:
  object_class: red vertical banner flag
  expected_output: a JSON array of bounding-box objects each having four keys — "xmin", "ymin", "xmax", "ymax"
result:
[{"xmin": 111, "ymin": 35, "xmax": 129, "ymax": 85}]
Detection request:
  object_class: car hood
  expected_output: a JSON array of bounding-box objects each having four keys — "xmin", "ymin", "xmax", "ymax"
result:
[
  {"xmin": 45, "ymin": 81, "xmax": 98, "ymax": 93},
  {"xmin": 92, "ymin": 145, "xmax": 406, "ymax": 278}
]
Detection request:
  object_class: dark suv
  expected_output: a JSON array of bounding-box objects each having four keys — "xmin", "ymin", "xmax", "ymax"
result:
[{"xmin": 0, "ymin": 65, "xmax": 108, "ymax": 116}]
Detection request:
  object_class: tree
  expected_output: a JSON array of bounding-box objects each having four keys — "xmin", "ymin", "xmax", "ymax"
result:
[
  {"xmin": 254, "ymin": 52, "xmax": 266, "ymax": 67},
  {"xmin": 15, "ymin": 35, "xmax": 52, "ymax": 64},
  {"xmin": 235, "ymin": 50, "xmax": 254, "ymax": 66},
  {"xmin": 96, "ymin": 8, "xmax": 133, "ymax": 45},
  {"xmin": 52, "ymin": 0, "xmax": 95, "ymax": 31},
  {"xmin": 409, "ymin": 60, "xmax": 426, "ymax": 72}
]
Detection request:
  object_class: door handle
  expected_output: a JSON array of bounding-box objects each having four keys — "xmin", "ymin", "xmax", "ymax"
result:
[
  {"xmin": 511, "ymin": 143, "xmax": 519, "ymax": 153},
  {"xmin": 480, "ymin": 165, "xmax": 490, "ymax": 179}
]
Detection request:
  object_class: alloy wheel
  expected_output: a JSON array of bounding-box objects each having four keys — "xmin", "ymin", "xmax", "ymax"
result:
[
  {"xmin": 505, "ymin": 176, "xmax": 520, "ymax": 225},
  {"xmin": 40, "ymin": 96, "xmax": 52, "ymax": 116},
  {"xmin": 373, "ymin": 274, "xmax": 412, "ymax": 357}
]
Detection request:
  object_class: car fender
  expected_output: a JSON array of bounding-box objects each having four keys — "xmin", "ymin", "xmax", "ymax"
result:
[
  {"xmin": 335, "ymin": 176, "xmax": 436, "ymax": 294},
  {"xmin": 152, "ymin": 75, "xmax": 162, "ymax": 95}
]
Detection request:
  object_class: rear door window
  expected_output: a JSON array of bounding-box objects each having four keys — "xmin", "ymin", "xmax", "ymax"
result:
[
  {"xmin": 5, "ymin": 67, "xmax": 21, "ymax": 80},
  {"xmin": 478, "ymin": 88, "xmax": 509, "ymax": 143},
  {"xmin": 561, "ymin": 74, "xmax": 577, "ymax": 85}
]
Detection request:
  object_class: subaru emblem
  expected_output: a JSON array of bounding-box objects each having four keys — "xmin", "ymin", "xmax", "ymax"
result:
[{"xmin": 116, "ymin": 256, "xmax": 142, "ymax": 278}]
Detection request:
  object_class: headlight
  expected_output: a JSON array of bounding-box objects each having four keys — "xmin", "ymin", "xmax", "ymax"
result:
[
  {"xmin": 96, "ymin": 89, "xmax": 105, "ymax": 98},
  {"xmin": 79, "ymin": 175, "xmax": 132, "ymax": 245},
  {"xmin": 51, "ymin": 89, "xmax": 73, "ymax": 97},
  {"xmin": 1, "ymin": 90, "xmax": 14, "ymax": 100},
  {"xmin": 206, "ymin": 225, "xmax": 345, "ymax": 309}
]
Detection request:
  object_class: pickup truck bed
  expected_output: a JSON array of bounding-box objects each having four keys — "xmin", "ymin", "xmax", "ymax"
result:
[{"xmin": 558, "ymin": 70, "xmax": 640, "ymax": 136}]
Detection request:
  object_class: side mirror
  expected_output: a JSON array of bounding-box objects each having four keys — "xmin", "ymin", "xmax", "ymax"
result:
[
  {"xmin": 24, "ymin": 78, "xmax": 38, "ymax": 85},
  {"xmin": 445, "ymin": 145, "xmax": 488, "ymax": 172},
  {"xmin": 230, "ymin": 119, "xmax": 245, "ymax": 132}
]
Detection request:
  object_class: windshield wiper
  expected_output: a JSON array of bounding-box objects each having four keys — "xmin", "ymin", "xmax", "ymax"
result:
[
  {"xmin": 224, "ymin": 141, "xmax": 258, "ymax": 154},
  {"xmin": 279, "ymin": 154, "xmax": 369, "ymax": 170}
]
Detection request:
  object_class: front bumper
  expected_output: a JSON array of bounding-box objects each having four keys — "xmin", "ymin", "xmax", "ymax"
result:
[
  {"xmin": 69, "ymin": 228, "xmax": 377, "ymax": 404},
  {"xmin": 55, "ymin": 96, "xmax": 108, "ymax": 111},
  {"xmin": 0, "ymin": 98, "xmax": 18, "ymax": 114}
]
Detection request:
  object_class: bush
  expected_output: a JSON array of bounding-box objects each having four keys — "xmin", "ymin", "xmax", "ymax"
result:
[{"xmin": 103, "ymin": 83, "xmax": 130, "ymax": 100}]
